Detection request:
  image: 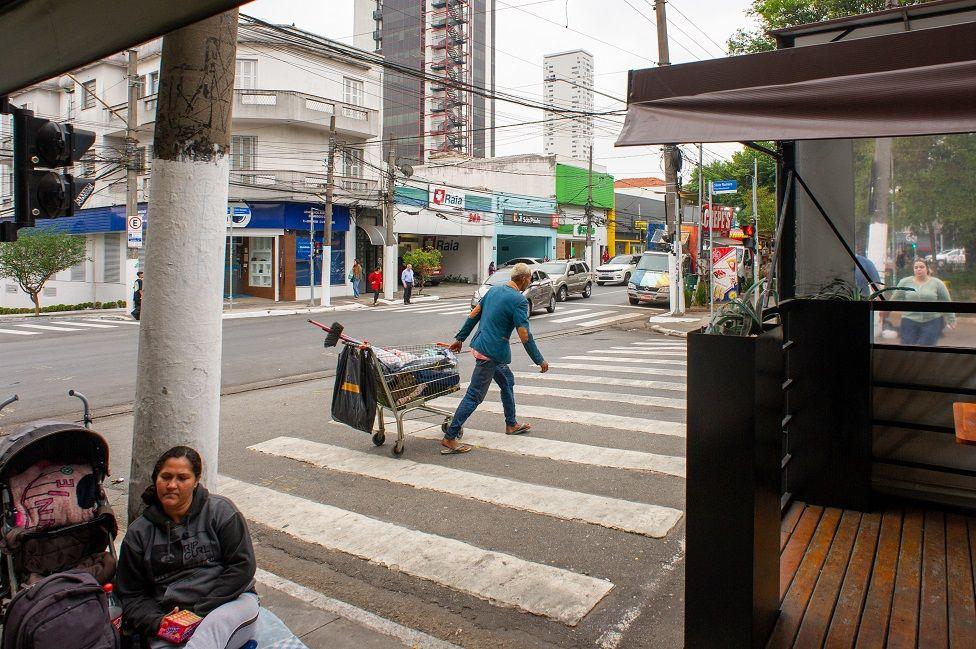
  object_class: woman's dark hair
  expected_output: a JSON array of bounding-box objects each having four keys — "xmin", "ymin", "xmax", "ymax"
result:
[{"xmin": 141, "ymin": 446, "xmax": 203, "ymax": 505}]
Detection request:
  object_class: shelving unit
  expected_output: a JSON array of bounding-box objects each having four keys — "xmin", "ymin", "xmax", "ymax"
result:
[{"xmin": 249, "ymin": 237, "xmax": 273, "ymax": 288}]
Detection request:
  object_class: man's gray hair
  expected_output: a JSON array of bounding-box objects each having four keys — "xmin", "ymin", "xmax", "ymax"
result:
[{"xmin": 510, "ymin": 262, "xmax": 532, "ymax": 281}]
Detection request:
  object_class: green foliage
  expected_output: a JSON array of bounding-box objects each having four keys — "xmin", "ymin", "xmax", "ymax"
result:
[
  {"xmin": 443, "ymin": 274, "xmax": 470, "ymax": 284},
  {"xmin": 727, "ymin": 1, "xmax": 928, "ymax": 54},
  {"xmin": 807, "ymin": 277, "xmax": 909, "ymax": 301},
  {"xmin": 706, "ymin": 284, "xmax": 767, "ymax": 336},
  {"xmin": 0, "ymin": 229, "xmax": 89, "ymax": 316},
  {"xmin": 692, "ymin": 278, "xmax": 709, "ymax": 307},
  {"xmin": 402, "ymin": 246, "xmax": 443, "ymax": 288},
  {"xmin": 683, "ymin": 143, "xmax": 778, "ymax": 233},
  {"xmin": 0, "ymin": 300, "xmax": 122, "ymax": 316}
]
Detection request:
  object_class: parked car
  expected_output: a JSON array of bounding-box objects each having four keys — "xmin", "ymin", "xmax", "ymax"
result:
[
  {"xmin": 538, "ymin": 260, "xmax": 594, "ymax": 301},
  {"xmin": 627, "ymin": 251, "xmax": 671, "ymax": 305},
  {"xmin": 500, "ymin": 257, "xmax": 546, "ymax": 267},
  {"xmin": 471, "ymin": 267, "xmax": 556, "ymax": 315},
  {"xmin": 936, "ymin": 248, "xmax": 967, "ymax": 266},
  {"xmin": 596, "ymin": 254, "xmax": 640, "ymax": 286}
]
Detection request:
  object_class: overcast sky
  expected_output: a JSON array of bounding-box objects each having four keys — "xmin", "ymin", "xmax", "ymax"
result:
[{"xmin": 243, "ymin": 0, "xmax": 755, "ymax": 179}]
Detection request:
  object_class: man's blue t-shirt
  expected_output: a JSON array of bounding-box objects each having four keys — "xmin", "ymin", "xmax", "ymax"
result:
[{"xmin": 455, "ymin": 285, "xmax": 544, "ymax": 365}]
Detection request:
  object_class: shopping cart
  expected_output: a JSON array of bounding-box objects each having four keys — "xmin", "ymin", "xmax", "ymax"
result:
[{"xmin": 310, "ymin": 320, "xmax": 462, "ymax": 456}]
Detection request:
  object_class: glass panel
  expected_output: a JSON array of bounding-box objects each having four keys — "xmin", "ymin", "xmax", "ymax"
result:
[{"xmin": 248, "ymin": 237, "xmax": 273, "ymax": 288}]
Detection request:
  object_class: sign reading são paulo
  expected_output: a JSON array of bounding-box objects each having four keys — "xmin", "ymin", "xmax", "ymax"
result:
[{"xmin": 503, "ymin": 210, "xmax": 559, "ymax": 228}]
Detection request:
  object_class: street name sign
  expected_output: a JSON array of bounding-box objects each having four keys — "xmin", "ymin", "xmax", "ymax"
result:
[{"xmin": 711, "ymin": 180, "xmax": 738, "ymax": 194}]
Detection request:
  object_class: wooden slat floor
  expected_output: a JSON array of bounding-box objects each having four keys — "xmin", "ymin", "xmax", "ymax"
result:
[{"xmin": 768, "ymin": 502, "xmax": 976, "ymax": 649}]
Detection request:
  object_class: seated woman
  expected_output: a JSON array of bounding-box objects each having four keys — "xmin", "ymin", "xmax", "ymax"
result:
[{"xmin": 116, "ymin": 446, "xmax": 258, "ymax": 649}]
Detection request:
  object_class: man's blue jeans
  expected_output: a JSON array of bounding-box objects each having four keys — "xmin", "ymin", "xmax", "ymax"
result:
[{"xmin": 445, "ymin": 357, "xmax": 516, "ymax": 440}]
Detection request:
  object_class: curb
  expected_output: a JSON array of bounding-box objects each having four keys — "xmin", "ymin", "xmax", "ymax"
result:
[
  {"xmin": 0, "ymin": 308, "xmax": 127, "ymax": 321},
  {"xmin": 376, "ymin": 295, "xmax": 440, "ymax": 305},
  {"xmin": 650, "ymin": 324, "xmax": 690, "ymax": 338},
  {"xmin": 222, "ymin": 303, "xmax": 365, "ymax": 320}
]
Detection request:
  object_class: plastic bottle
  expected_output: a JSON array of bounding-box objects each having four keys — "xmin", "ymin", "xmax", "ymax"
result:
[{"xmin": 103, "ymin": 583, "xmax": 123, "ymax": 630}]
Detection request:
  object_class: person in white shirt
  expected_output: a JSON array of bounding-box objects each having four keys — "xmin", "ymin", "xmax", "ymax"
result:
[{"xmin": 401, "ymin": 264, "xmax": 415, "ymax": 304}]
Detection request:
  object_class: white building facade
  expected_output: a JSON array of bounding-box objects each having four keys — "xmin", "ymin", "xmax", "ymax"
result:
[
  {"xmin": 543, "ymin": 49, "xmax": 594, "ymax": 161},
  {"xmin": 1, "ymin": 22, "xmax": 384, "ymax": 309}
]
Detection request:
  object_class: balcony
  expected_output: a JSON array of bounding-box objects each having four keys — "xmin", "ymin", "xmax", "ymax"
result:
[
  {"xmin": 106, "ymin": 90, "xmax": 380, "ymax": 140},
  {"xmin": 227, "ymin": 169, "xmax": 380, "ymax": 207}
]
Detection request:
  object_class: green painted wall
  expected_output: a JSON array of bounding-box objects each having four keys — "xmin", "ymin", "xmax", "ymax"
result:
[{"xmin": 555, "ymin": 164, "xmax": 614, "ymax": 209}]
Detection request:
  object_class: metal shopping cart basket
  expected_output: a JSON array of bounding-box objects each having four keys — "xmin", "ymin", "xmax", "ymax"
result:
[{"xmin": 310, "ymin": 320, "xmax": 461, "ymax": 456}]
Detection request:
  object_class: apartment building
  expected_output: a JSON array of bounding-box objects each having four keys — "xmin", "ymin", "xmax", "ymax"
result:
[
  {"xmin": 1, "ymin": 21, "xmax": 384, "ymax": 308},
  {"xmin": 543, "ymin": 49, "xmax": 594, "ymax": 162}
]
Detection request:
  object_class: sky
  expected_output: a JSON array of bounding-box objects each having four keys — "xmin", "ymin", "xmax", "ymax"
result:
[{"xmin": 243, "ymin": 0, "xmax": 756, "ymax": 180}]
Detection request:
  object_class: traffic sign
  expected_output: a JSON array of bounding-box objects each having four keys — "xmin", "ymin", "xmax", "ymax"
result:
[
  {"xmin": 711, "ymin": 180, "xmax": 738, "ymax": 194},
  {"xmin": 127, "ymin": 214, "xmax": 143, "ymax": 249}
]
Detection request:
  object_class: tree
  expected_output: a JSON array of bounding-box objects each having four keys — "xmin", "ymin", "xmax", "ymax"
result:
[
  {"xmin": 402, "ymin": 246, "xmax": 443, "ymax": 293},
  {"xmin": 683, "ymin": 144, "xmax": 778, "ymax": 233},
  {"xmin": 0, "ymin": 228, "xmax": 87, "ymax": 316},
  {"xmin": 728, "ymin": 1, "xmax": 927, "ymax": 54}
]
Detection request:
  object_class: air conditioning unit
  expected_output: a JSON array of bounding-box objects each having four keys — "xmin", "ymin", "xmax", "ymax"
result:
[
  {"xmin": 373, "ymin": 30, "xmax": 382, "ymax": 42},
  {"xmin": 373, "ymin": 9, "xmax": 382, "ymax": 20}
]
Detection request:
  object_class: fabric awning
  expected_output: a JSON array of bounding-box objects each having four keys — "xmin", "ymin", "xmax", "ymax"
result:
[{"xmin": 616, "ymin": 20, "xmax": 976, "ymax": 146}]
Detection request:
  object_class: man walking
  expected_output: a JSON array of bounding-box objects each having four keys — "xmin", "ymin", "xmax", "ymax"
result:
[
  {"xmin": 131, "ymin": 271, "xmax": 144, "ymax": 321},
  {"xmin": 401, "ymin": 263, "xmax": 415, "ymax": 305},
  {"xmin": 368, "ymin": 266, "xmax": 383, "ymax": 306},
  {"xmin": 444, "ymin": 263, "xmax": 548, "ymax": 454}
]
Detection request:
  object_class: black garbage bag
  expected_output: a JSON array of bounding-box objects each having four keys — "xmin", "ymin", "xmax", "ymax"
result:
[{"xmin": 331, "ymin": 346, "xmax": 377, "ymax": 433}]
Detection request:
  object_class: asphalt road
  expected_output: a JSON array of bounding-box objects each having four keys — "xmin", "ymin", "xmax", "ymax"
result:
[{"xmin": 0, "ymin": 283, "xmax": 661, "ymax": 426}]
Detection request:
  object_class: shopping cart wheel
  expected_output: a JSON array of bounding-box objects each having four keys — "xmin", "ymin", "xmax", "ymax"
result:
[
  {"xmin": 392, "ymin": 441, "xmax": 404, "ymax": 456},
  {"xmin": 441, "ymin": 418, "xmax": 463, "ymax": 439},
  {"xmin": 372, "ymin": 432, "xmax": 385, "ymax": 446}
]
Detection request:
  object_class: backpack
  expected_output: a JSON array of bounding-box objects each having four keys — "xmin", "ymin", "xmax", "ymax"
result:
[{"xmin": 2, "ymin": 571, "xmax": 118, "ymax": 649}]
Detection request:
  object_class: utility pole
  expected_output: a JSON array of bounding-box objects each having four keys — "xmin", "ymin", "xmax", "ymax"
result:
[
  {"xmin": 697, "ymin": 144, "xmax": 704, "ymax": 277},
  {"xmin": 308, "ymin": 208, "xmax": 315, "ymax": 306},
  {"xmin": 124, "ymin": 49, "xmax": 139, "ymax": 318},
  {"xmin": 752, "ymin": 157, "xmax": 759, "ymax": 295},
  {"xmin": 584, "ymin": 145, "xmax": 594, "ymax": 269},
  {"xmin": 321, "ymin": 115, "xmax": 337, "ymax": 307},
  {"xmin": 654, "ymin": 1, "xmax": 683, "ymax": 314},
  {"xmin": 129, "ymin": 10, "xmax": 239, "ymax": 521},
  {"xmin": 383, "ymin": 149, "xmax": 397, "ymax": 300}
]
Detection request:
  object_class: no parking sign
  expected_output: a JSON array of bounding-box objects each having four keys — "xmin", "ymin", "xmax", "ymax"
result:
[{"xmin": 127, "ymin": 214, "xmax": 143, "ymax": 248}]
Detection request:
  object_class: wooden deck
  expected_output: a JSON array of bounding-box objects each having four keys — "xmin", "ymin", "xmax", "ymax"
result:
[{"xmin": 768, "ymin": 502, "xmax": 976, "ymax": 648}]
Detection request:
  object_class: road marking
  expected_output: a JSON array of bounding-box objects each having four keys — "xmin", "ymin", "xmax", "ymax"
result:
[
  {"xmin": 564, "ymin": 355, "xmax": 685, "ymax": 366},
  {"xmin": 512, "ymin": 371, "xmax": 686, "ymax": 393},
  {"xmin": 91, "ymin": 319, "xmax": 140, "ymax": 325},
  {"xmin": 255, "ymin": 569, "xmax": 462, "ymax": 649},
  {"xmin": 597, "ymin": 349, "xmax": 686, "ymax": 357},
  {"xmin": 0, "ymin": 328, "xmax": 41, "ymax": 336},
  {"xmin": 648, "ymin": 315, "xmax": 702, "ymax": 323},
  {"xmin": 550, "ymin": 362, "xmax": 686, "ymax": 378},
  {"xmin": 250, "ymin": 437, "xmax": 682, "ymax": 538},
  {"xmin": 13, "ymin": 323, "xmax": 85, "ymax": 332},
  {"xmin": 550, "ymin": 310, "xmax": 617, "ymax": 324},
  {"xmin": 473, "ymin": 383, "xmax": 684, "ymax": 410},
  {"xmin": 618, "ymin": 344, "xmax": 686, "ymax": 351},
  {"xmin": 632, "ymin": 341, "xmax": 686, "ymax": 347},
  {"xmin": 575, "ymin": 313, "xmax": 644, "ymax": 328},
  {"xmin": 218, "ymin": 476, "xmax": 614, "ymax": 625},
  {"xmin": 530, "ymin": 308, "xmax": 591, "ymax": 320},
  {"xmin": 51, "ymin": 321, "xmax": 118, "ymax": 329},
  {"xmin": 434, "ymin": 308, "xmax": 477, "ymax": 316},
  {"xmin": 435, "ymin": 398, "xmax": 685, "ymax": 437},
  {"xmin": 398, "ymin": 420, "xmax": 686, "ymax": 478}
]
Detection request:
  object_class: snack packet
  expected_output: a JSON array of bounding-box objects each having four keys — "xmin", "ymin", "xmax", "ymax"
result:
[{"xmin": 158, "ymin": 610, "xmax": 203, "ymax": 644}]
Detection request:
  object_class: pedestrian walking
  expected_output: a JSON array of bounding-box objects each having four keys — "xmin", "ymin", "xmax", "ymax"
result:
[
  {"xmin": 894, "ymin": 258, "xmax": 956, "ymax": 345},
  {"xmin": 349, "ymin": 259, "xmax": 363, "ymax": 298},
  {"xmin": 444, "ymin": 263, "xmax": 549, "ymax": 454},
  {"xmin": 368, "ymin": 266, "xmax": 383, "ymax": 305},
  {"xmin": 131, "ymin": 271, "xmax": 144, "ymax": 321},
  {"xmin": 488, "ymin": 261, "xmax": 496, "ymax": 276},
  {"xmin": 401, "ymin": 263, "xmax": 415, "ymax": 304}
]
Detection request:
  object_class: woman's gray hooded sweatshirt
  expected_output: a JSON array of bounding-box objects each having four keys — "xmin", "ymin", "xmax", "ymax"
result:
[{"xmin": 115, "ymin": 485, "xmax": 256, "ymax": 636}]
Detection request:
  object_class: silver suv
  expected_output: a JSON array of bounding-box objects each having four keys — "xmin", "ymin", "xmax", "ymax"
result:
[
  {"xmin": 471, "ymin": 267, "xmax": 556, "ymax": 315},
  {"xmin": 538, "ymin": 260, "xmax": 594, "ymax": 301}
]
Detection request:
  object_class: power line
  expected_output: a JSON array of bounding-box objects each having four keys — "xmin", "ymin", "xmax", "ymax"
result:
[{"xmin": 666, "ymin": 0, "xmax": 728, "ymax": 56}]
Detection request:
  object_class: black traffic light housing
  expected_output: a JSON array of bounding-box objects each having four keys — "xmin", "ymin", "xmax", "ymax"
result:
[{"xmin": 2, "ymin": 107, "xmax": 96, "ymax": 241}]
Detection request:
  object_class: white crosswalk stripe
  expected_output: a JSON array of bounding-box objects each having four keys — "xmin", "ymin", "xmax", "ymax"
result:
[
  {"xmin": 512, "ymin": 371, "xmax": 685, "ymax": 393},
  {"xmin": 51, "ymin": 321, "xmax": 118, "ymax": 329},
  {"xmin": 531, "ymin": 308, "xmax": 592, "ymax": 320},
  {"xmin": 549, "ymin": 310, "xmax": 616, "ymax": 323},
  {"xmin": 564, "ymin": 355, "xmax": 685, "ymax": 366},
  {"xmin": 434, "ymin": 397, "xmax": 685, "ymax": 437},
  {"xmin": 250, "ymin": 437, "xmax": 683, "ymax": 538},
  {"xmin": 616, "ymin": 345, "xmax": 686, "ymax": 352},
  {"xmin": 631, "ymin": 340, "xmax": 686, "ymax": 347},
  {"xmin": 0, "ymin": 328, "xmax": 41, "ymax": 336},
  {"xmin": 477, "ymin": 383, "xmax": 684, "ymax": 410},
  {"xmin": 397, "ymin": 420, "xmax": 686, "ymax": 477},
  {"xmin": 549, "ymin": 362, "xmax": 686, "ymax": 378},
  {"xmin": 597, "ymin": 349, "xmax": 686, "ymax": 357},
  {"xmin": 218, "ymin": 476, "xmax": 614, "ymax": 625},
  {"xmin": 14, "ymin": 323, "xmax": 86, "ymax": 332},
  {"xmin": 574, "ymin": 313, "xmax": 644, "ymax": 328},
  {"xmin": 94, "ymin": 318, "xmax": 140, "ymax": 325}
]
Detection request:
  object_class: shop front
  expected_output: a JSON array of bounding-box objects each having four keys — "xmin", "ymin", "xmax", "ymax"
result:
[
  {"xmin": 494, "ymin": 193, "xmax": 558, "ymax": 264},
  {"xmin": 393, "ymin": 209, "xmax": 494, "ymax": 284}
]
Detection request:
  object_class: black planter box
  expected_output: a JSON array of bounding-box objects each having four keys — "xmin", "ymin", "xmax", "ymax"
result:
[{"xmin": 685, "ymin": 325, "xmax": 783, "ymax": 649}]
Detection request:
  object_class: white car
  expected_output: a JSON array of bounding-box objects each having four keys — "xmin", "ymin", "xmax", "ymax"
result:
[
  {"xmin": 936, "ymin": 248, "xmax": 967, "ymax": 266},
  {"xmin": 596, "ymin": 254, "xmax": 640, "ymax": 286}
]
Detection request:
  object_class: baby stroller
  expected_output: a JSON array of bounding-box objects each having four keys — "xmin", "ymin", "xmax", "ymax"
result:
[{"xmin": 0, "ymin": 392, "xmax": 118, "ymax": 607}]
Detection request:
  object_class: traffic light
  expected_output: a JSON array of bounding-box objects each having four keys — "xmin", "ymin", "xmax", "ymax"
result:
[
  {"xmin": 6, "ymin": 108, "xmax": 96, "ymax": 240},
  {"xmin": 741, "ymin": 224, "xmax": 756, "ymax": 251}
]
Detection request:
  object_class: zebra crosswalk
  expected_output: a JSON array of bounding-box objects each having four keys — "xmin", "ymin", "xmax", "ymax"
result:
[
  {"xmin": 0, "ymin": 318, "xmax": 137, "ymax": 339},
  {"xmin": 219, "ymin": 334, "xmax": 690, "ymax": 641},
  {"xmin": 374, "ymin": 299, "xmax": 647, "ymax": 329}
]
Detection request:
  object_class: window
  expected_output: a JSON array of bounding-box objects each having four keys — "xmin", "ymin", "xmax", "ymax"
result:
[
  {"xmin": 343, "ymin": 77, "xmax": 365, "ymax": 106},
  {"xmin": 102, "ymin": 234, "xmax": 121, "ymax": 283},
  {"xmin": 235, "ymin": 59, "xmax": 256, "ymax": 89},
  {"xmin": 70, "ymin": 253, "xmax": 86, "ymax": 282},
  {"xmin": 81, "ymin": 80, "xmax": 96, "ymax": 109},
  {"xmin": 141, "ymin": 71, "xmax": 159, "ymax": 97},
  {"xmin": 342, "ymin": 148, "xmax": 363, "ymax": 178},
  {"xmin": 230, "ymin": 135, "xmax": 256, "ymax": 171}
]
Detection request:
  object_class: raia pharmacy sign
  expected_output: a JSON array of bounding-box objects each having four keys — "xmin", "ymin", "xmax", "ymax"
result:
[{"xmin": 429, "ymin": 184, "xmax": 465, "ymax": 211}]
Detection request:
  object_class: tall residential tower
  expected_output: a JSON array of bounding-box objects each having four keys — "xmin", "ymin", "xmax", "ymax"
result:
[
  {"xmin": 543, "ymin": 49, "xmax": 593, "ymax": 162},
  {"xmin": 355, "ymin": 0, "xmax": 495, "ymax": 165}
]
